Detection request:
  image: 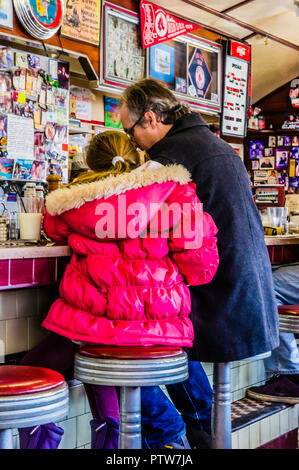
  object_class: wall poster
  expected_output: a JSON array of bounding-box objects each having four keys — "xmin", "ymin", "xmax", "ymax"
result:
[
  {"xmin": 61, "ymin": 0, "xmax": 101, "ymax": 45},
  {"xmin": 0, "ymin": 0, "xmax": 13, "ymax": 30}
]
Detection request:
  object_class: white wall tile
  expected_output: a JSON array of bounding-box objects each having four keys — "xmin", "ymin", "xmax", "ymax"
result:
[
  {"xmin": 260, "ymin": 416, "xmax": 271, "ymax": 446},
  {"xmin": 249, "ymin": 422, "xmax": 261, "ymax": 449},
  {"xmin": 57, "ymin": 417, "xmax": 77, "ymax": 449},
  {"xmin": 269, "ymin": 412, "xmax": 280, "ymax": 440},
  {"xmin": 202, "ymin": 362, "xmax": 213, "ymax": 376},
  {"xmin": 237, "ymin": 426, "xmax": 250, "ymax": 449},
  {"xmin": 279, "ymin": 408, "xmax": 289, "ymax": 436},
  {"xmin": 6, "ymin": 317, "xmax": 28, "ymax": 354},
  {"xmin": 288, "ymin": 405, "xmax": 298, "ymax": 430},
  {"xmin": 17, "ymin": 288, "xmax": 38, "ymax": 318},
  {"xmin": 77, "ymin": 413, "xmax": 92, "ymax": 448},
  {"xmin": 0, "ymin": 291, "xmax": 17, "ymax": 320},
  {"xmin": 68, "ymin": 383, "xmax": 86, "ymax": 419},
  {"xmin": 232, "ymin": 430, "xmax": 239, "ymax": 449}
]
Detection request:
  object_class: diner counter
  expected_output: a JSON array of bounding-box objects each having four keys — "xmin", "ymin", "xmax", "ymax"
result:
[
  {"xmin": 265, "ymin": 234, "xmax": 299, "ymax": 246},
  {"xmin": 0, "ymin": 244, "xmax": 72, "ymax": 260}
]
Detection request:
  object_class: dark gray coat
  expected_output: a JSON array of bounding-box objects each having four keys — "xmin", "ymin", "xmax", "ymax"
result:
[{"xmin": 148, "ymin": 113, "xmax": 279, "ymax": 362}]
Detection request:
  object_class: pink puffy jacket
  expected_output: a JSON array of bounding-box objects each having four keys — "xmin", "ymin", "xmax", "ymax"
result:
[{"xmin": 42, "ymin": 164, "xmax": 219, "ymax": 347}]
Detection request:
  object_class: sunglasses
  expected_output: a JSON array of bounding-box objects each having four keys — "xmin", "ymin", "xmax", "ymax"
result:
[{"xmin": 124, "ymin": 113, "xmax": 144, "ymax": 137}]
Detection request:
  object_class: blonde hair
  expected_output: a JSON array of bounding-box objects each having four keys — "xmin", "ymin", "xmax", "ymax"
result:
[{"xmin": 68, "ymin": 131, "xmax": 147, "ymax": 186}]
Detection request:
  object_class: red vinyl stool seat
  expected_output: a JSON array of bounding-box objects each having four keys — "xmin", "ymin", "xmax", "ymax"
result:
[
  {"xmin": 78, "ymin": 345, "xmax": 184, "ymax": 360},
  {"xmin": 278, "ymin": 305, "xmax": 299, "ymax": 316},
  {"xmin": 0, "ymin": 365, "xmax": 65, "ymax": 396},
  {"xmin": 0, "ymin": 365, "xmax": 69, "ymax": 449},
  {"xmin": 74, "ymin": 345, "xmax": 189, "ymax": 449},
  {"xmin": 278, "ymin": 305, "xmax": 299, "ymax": 334}
]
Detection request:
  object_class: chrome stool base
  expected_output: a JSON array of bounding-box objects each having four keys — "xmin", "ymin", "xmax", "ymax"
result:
[{"xmin": 75, "ymin": 349, "xmax": 189, "ymax": 449}]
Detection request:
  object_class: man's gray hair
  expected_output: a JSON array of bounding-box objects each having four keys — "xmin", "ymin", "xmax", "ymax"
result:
[{"xmin": 120, "ymin": 78, "xmax": 190, "ymax": 125}]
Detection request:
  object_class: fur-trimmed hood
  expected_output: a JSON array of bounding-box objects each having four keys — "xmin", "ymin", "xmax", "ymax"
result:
[{"xmin": 46, "ymin": 164, "xmax": 192, "ymax": 216}]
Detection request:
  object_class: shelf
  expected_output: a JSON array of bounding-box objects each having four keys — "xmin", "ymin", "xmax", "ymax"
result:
[
  {"xmin": 69, "ymin": 127, "xmax": 95, "ymax": 134},
  {"xmin": 247, "ymin": 128, "xmax": 299, "ymax": 134}
]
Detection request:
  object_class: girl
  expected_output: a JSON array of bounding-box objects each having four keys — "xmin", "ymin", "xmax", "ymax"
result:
[{"xmin": 19, "ymin": 131, "xmax": 219, "ymax": 449}]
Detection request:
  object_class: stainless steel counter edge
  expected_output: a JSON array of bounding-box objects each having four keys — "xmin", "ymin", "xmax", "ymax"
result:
[{"xmin": 0, "ymin": 245, "xmax": 72, "ymax": 260}]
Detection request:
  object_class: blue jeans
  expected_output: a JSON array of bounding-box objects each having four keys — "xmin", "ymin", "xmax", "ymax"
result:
[
  {"xmin": 141, "ymin": 361, "xmax": 212, "ymax": 448},
  {"xmin": 264, "ymin": 263, "xmax": 299, "ymax": 376}
]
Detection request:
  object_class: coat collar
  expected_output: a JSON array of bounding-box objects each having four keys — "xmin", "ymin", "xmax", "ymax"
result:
[
  {"xmin": 46, "ymin": 164, "xmax": 191, "ymax": 216},
  {"xmin": 147, "ymin": 112, "xmax": 208, "ymax": 159}
]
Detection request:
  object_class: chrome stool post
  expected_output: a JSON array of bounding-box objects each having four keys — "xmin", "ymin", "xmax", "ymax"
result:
[
  {"xmin": 211, "ymin": 351, "xmax": 271, "ymax": 449},
  {"xmin": 74, "ymin": 345, "xmax": 189, "ymax": 450},
  {"xmin": 278, "ymin": 305, "xmax": 299, "ymax": 334}
]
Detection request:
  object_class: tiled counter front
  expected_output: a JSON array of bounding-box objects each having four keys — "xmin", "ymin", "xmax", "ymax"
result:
[{"xmin": 0, "ymin": 246, "xmax": 71, "ymax": 357}]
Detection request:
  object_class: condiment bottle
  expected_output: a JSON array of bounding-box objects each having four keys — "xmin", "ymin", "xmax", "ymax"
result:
[
  {"xmin": 46, "ymin": 174, "xmax": 62, "ymax": 193},
  {"xmin": 36, "ymin": 185, "xmax": 44, "ymax": 198},
  {"xmin": 0, "ymin": 216, "xmax": 7, "ymax": 241}
]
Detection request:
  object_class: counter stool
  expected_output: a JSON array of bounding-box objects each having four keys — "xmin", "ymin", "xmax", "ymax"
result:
[
  {"xmin": 0, "ymin": 365, "xmax": 69, "ymax": 449},
  {"xmin": 212, "ymin": 351, "xmax": 271, "ymax": 449},
  {"xmin": 74, "ymin": 345, "xmax": 188, "ymax": 449},
  {"xmin": 278, "ymin": 304, "xmax": 299, "ymax": 334}
]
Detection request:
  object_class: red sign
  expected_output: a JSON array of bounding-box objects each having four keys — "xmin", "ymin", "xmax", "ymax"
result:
[
  {"xmin": 230, "ymin": 41, "xmax": 251, "ymax": 62},
  {"xmin": 140, "ymin": 0, "xmax": 199, "ymax": 48}
]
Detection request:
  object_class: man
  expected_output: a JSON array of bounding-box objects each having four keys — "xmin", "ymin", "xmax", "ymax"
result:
[{"xmin": 119, "ymin": 78, "xmax": 279, "ymax": 448}]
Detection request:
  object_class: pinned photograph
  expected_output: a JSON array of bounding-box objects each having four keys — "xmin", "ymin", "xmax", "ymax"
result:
[
  {"xmin": 259, "ymin": 156, "xmax": 275, "ymax": 169},
  {"xmin": 284, "ymin": 135, "xmax": 291, "ymax": 146},
  {"xmin": 278, "ymin": 170, "xmax": 289, "ymax": 189},
  {"xmin": 27, "ymin": 54, "xmax": 41, "ymax": 72},
  {"xmin": 268, "ymin": 135, "xmax": 276, "ymax": 147},
  {"xmin": 252, "ymin": 160, "xmax": 259, "ymax": 170},
  {"xmin": 0, "ymin": 47, "xmax": 12, "ymax": 69},
  {"xmin": 0, "ymin": 114, "xmax": 7, "ymax": 138},
  {"xmin": 277, "ymin": 135, "xmax": 284, "ymax": 146},
  {"xmin": 0, "ymin": 72, "xmax": 11, "ymax": 92},
  {"xmin": 13, "ymin": 159, "xmax": 33, "ymax": 180},
  {"xmin": 0, "ymin": 157, "xmax": 13, "ymax": 179},
  {"xmin": 292, "ymin": 135, "xmax": 299, "ymax": 146},
  {"xmin": 30, "ymin": 160, "xmax": 46, "ymax": 180},
  {"xmin": 290, "ymin": 147, "xmax": 299, "ymax": 159},
  {"xmin": 57, "ymin": 62, "xmax": 70, "ymax": 90},
  {"xmin": 249, "ymin": 140, "xmax": 264, "ymax": 159},
  {"xmin": 264, "ymin": 148, "xmax": 273, "ymax": 157},
  {"xmin": 0, "ymin": 92, "xmax": 12, "ymax": 113},
  {"xmin": 275, "ymin": 149, "xmax": 289, "ymax": 169}
]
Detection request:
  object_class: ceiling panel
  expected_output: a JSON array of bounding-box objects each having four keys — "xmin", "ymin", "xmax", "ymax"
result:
[
  {"xmin": 151, "ymin": 0, "xmax": 299, "ymax": 101},
  {"xmin": 151, "ymin": 0, "xmax": 252, "ymax": 37}
]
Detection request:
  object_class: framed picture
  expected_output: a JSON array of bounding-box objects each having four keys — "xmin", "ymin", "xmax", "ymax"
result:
[
  {"xmin": 259, "ymin": 156, "xmax": 275, "ymax": 169},
  {"xmin": 275, "ymin": 149, "xmax": 289, "ymax": 169},
  {"xmin": 0, "ymin": 0, "xmax": 13, "ymax": 30},
  {"xmin": 264, "ymin": 147, "xmax": 273, "ymax": 156},
  {"xmin": 267, "ymin": 170, "xmax": 278, "ymax": 184},
  {"xmin": 284, "ymin": 135, "xmax": 291, "ymax": 146},
  {"xmin": 268, "ymin": 135, "xmax": 276, "ymax": 147},
  {"xmin": 150, "ymin": 43, "xmax": 175, "ymax": 85},
  {"xmin": 277, "ymin": 135, "xmax": 284, "ymax": 146},
  {"xmin": 252, "ymin": 160, "xmax": 259, "ymax": 170},
  {"xmin": 292, "ymin": 135, "xmax": 299, "ymax": 146},
  {"xmin": 249, "ymin": 140, "xmax": 264, "ymax": 159},
  {"xmin": 102, "ymin": 3, "xmax": 145, "ymax": 86}
]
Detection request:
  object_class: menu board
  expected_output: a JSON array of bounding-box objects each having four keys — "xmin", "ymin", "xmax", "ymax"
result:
[{"xmin": 221, "ymin": 54, "xmax": 249, "ymax": 138}]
